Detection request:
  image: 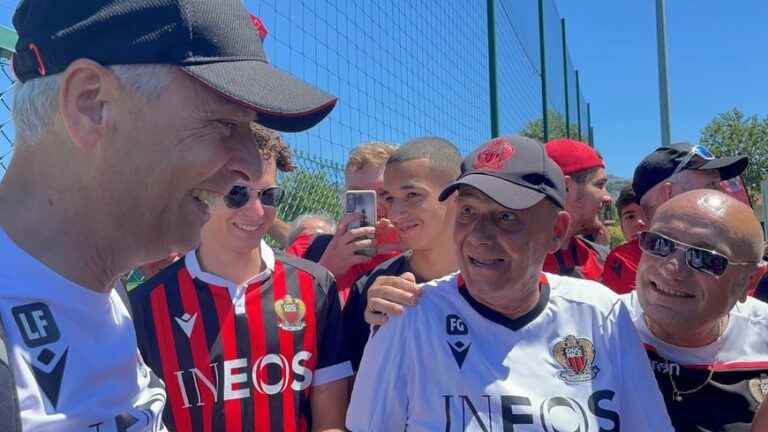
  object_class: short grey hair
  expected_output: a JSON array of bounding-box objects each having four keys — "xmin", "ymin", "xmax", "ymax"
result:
[
  {"xmin": 287, "ymin": 213, "xmax": 337, "ymax": 245},
  {"xmin": 13, "ymin": 64, "xmax": 175, "ymax": 142}
]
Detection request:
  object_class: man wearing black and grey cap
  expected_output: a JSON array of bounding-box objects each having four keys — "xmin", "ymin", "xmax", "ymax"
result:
[
  {"xmin": 602, "ymin": 142, "xmax": 748, "ymax": 295},
  {"xmin": 0, "ymin": 1, "xmax": 337, "ymax": 430},
  {"xmin": 633, "ymin": 142, "xmax": 748, "ymax": 221},
  {"xmin": 348, "ymin": 136, "xmax": 672, "ymax": 431}
]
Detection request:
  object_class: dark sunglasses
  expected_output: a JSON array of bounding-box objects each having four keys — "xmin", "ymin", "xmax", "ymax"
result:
[
  {"xmin": 223, "ymin": 185, "xmax": 284, "ymax": 209},
  {"xmin": 639, "ymin": 230, "xmax": 758, "ymax": 277},
  {"xmin": 671, "ymin": 144, "xmax": 715, "ymax": 177}
]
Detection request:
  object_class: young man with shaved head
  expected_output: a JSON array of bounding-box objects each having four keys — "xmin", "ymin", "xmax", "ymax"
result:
[
  {"xmin": 344, "ymin": 136, "xmax": 461, "ymax": 370},
  {"xmin": 624, "ymin": 189, "xmax": 768, "ymax": 430}
]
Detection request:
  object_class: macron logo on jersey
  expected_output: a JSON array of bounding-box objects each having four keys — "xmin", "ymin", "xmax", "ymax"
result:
[
  {"xmin": 446, "ymin": 314, "xmax": 471, "ymax": 369},
  {"xmin": 175, "ymin": 313, "xmax": 198, "ymax": 338}
]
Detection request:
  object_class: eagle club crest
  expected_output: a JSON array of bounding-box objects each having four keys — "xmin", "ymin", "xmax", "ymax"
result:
[
  {"xmin": 274, "ymin": 295, "xmax": 306, "ymax": 332},
  {"xmin": 749, "ymin": 373, "xmax": 768, "ymax": 403},
  {"xmin": 553, "ymin": 335, "xmax": 600, "ymax": 383},
  {"xmin": 473, "ymin": 138, "xmax": 515, "ymax": 171}
]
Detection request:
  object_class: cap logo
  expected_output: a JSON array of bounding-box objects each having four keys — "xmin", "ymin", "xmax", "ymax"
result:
[
  {"xmin": 473, "ymin": 138, "xmax": 515, "ymax": 171},
  {"xmin": 249, "ymin": 15, "xmax": 269, "ymax": 41}
]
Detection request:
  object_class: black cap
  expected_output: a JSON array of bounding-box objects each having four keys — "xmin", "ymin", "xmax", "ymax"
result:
[
  {"xmin": 632, "ymin": 142, "xmax": 748, "ymax": 202},
  {"xmin": 12, "ymin": 0, "xmax": 336, "ymax": 133},
  {"xmin": 438, "ymin": 135, "xmax": 566, "ymax": 209}
]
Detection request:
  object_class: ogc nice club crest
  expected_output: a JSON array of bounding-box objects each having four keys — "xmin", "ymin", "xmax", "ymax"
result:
[
  {"xmin": 274, "ymin": 295, "xmax": 307, "ymax": 332},
  {"xmin": 553, "ymin": 335, "xmax": 600, "ymax": 383}
]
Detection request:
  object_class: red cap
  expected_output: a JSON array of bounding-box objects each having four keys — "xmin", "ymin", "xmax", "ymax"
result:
[{"xmin": 544, "ymin": 139, "xmax": 604, "ymax": 176}]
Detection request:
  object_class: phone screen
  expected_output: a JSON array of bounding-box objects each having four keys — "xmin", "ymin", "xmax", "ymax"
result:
[{"xmin": 344, "ymin": 190, "xmax": 377, "ymax": 256}]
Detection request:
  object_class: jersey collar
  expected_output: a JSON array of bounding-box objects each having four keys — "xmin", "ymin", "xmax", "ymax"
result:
[
  {"xmin": 185, "ymin": 240, "xmax": 275, "ymax": 288},
  {"xmin": 457, "ymin": 273, "xmax": 550, "ymax": 331}
]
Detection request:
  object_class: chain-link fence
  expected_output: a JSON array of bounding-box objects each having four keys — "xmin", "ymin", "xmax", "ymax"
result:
[{"xmin": 0, "ymin": 0, "xmax": 597, "ymax": 231}]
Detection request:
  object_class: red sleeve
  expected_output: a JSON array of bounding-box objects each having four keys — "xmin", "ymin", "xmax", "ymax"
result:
[
  {"xmin": 285, "ymin": 233, "xmax": 313, "ymax": 258},
  {"xmin": 601, "ymin": 242, "xmax": 641, "ymax": 295}
]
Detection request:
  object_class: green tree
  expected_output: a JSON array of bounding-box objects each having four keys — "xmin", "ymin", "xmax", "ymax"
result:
[
  {"xmin": 699, "ymin": 108, "xmax": 768, "ymax": 200},
  {"xmin": 520, "ymin": 110, "xmax": 582, "ymax": 143}
]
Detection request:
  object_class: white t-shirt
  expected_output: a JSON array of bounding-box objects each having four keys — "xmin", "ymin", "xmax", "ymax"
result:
[
  {"xmin": 347, "ymin": 272, "xmax": 673, "ymax": 431},
  {"xmin": 0, "ymin": 228, "xmax": 166, "ymax": 432}
]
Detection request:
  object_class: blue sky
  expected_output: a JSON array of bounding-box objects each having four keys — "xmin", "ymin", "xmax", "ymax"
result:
[
  {"xmin": 556, "ymin": 0, "xmax": 768, "ymax": 178},
  {"xmin": 0, "ymin": 1, "xmax": 765, "ymax": 179}
]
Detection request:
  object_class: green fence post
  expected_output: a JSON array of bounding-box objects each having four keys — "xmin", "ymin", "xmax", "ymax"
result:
[
  {"xmin": 537, "ymin": 0, "xmax": 549, "ymax": 143},
  {"xmin": 590, "ymin": 126, "xmax": 595, "ymax": 148},
  {"xmin": 575, "ymin": 70, "xmax": 582, "ymax": 141},
  {"xmin": 561, "ymin": 18, "xmax": 570, "ymax": 138},
  {"xmin": 587, "ymin": 103, "xmax": 592, "ymax": 146},
  {"xmin": 0, "ymin": 25, "xmax": 17, "ymax": 59},
  {"xmin": 487, "ymin": 0, "xmax": 499, "ymax": 138}
]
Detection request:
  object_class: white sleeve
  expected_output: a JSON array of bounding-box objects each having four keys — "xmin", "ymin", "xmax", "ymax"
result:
[
  {"xmin": 345, "ymin": 313, "xmax": 409, "ymax": 431},
  {"xmin": 610, "ymin": 300, "xmax": 674, "ymax": 431}
]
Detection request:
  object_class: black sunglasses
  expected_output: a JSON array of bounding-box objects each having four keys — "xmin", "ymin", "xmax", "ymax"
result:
[
  {"xmin": 638, "ymin": 230, "xmax": 758, "ymax": 277},
  {"xmin": 223, "ymin": 185, "xmax": 284, "ymax": 209}
]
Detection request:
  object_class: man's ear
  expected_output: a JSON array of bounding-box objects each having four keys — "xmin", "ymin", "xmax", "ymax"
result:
[
  {"xmin": 59, "ymin": 59, "xmax": 120, "ymax": 152},
  {"xmin": 549, "ymin": 210, "xmax": 571, "ymax": 253},
  {"xmin": 659, "ymin": 181, "xmax": 674, "ymax": 201},
  {"xmin": 741, "ymin": 261, "xmax": 768, "ymax": 302}
]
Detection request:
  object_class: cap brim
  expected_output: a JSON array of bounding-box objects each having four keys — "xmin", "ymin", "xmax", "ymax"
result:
[
  {"xmin": 182, "ymin": 60, "xmax": 337, "ymax": 133},
  {"xmin": 438, "ymin": 173, "xmax": 547, "ymax": 210},
  {"xmin": 696, "ymin": 156, "xmax": 748, "ymax": 181}
]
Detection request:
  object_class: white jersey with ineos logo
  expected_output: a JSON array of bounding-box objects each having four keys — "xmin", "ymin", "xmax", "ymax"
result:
[
  {"xmin": 347, "ymin": 272, "xmax": 673, "ymax": 431},
  {"xmin": 0, "ymin": 229, "xmax": 166, "ymax": 432}
]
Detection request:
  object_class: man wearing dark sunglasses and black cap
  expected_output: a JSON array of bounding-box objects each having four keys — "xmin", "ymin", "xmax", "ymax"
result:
[
  {"xmin": 623, "ymin": 189, "xmax": 768, "ymax": 431},
  {"xmin": 129, "ymin": 125, "xmax": 351, "ymax": 431},
  {"xmin": 602, "ymin": 142, "xmax": 748, "ymax": 294},
  {"xmin": 0, "ymin": 0, "xmax": 338, "ymax": 430}
]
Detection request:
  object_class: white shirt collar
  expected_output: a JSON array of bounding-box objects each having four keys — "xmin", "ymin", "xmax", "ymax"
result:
[{"xmin": 185, "ymin": 240, "xmax": 275, "ymax": 288}]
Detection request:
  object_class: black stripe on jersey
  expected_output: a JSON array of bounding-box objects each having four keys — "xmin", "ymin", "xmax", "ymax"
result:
[
  {"xmin": 193, "ymin": 279, "xmax": 226, "ymax": 432},
  {"xmin": 163, "ymin": 273, "xmax": 205, "ymax": 431},
  {"xmin": 647, "ymin": 349, "xmax": 767, "ymax": 430},
  {"xmin": 133, "ymin": 285, "xmax": 180, "ymax": 431}
]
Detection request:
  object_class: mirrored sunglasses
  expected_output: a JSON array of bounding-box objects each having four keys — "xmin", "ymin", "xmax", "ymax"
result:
[{"xmin": 638, "ymin": 230, "xmax": 757, "ymax": 277}]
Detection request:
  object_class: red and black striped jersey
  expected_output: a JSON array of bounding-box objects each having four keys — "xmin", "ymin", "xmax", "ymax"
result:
[{"xmin": 129, "ymin": 242, "xmax": 351, "ymax": 432}]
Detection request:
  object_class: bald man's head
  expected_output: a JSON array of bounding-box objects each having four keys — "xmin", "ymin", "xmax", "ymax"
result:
[{"xmin": 654, "ymin": 189, "xmax": 764, "ymax": 262}]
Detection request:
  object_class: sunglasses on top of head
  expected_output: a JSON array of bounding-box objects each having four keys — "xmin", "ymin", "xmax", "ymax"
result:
[
  {"xmin": 223, "ymin": 185, "xmax": 284, "ymax": 209},
  {"xmin": 638, "ymin": 230, "xmax": 759, "ymax": 277},
  {"xmin": 670, "ymin": 145, "xmax": 715, "ymax": 177}
]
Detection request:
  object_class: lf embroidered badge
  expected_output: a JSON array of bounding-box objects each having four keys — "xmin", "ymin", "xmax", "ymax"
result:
[
  {"xmin": 553, "ymin": 335, "xmax": 600, "ymax": 383},
  {"xmin": 274, "ymin": 295, "xmax": 306, "ymax": 332}
]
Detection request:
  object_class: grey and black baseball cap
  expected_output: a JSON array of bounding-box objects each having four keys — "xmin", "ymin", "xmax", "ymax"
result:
[
  {"xmin": 12, "ymin": 0, "xmax": 336, "ymax": 132},
  {"xmin": 632, "ymin": 142, "xmax": 748, "ymax": 202},
  {"xmin": 438, "ymin": 135, "xmax": 566, "ymax": 209}
]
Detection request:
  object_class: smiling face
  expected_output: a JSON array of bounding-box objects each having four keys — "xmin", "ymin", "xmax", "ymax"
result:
[
  {"xmin": 104, "ymin": 70, "xmax": 261, "ymax": 257},
  {"xmin": 200, "ymin": 153, "xmax": 278, "ymax": 254},
  {"xmin": 636, "ymin": 193, "xmax": 762, "ymax": 335},
  {"xmin": 380, "ymin": 159, "xmax": 455, "ymax": 251},
  {"xmin": 453, "ymin": 186, "xmax": 568, "ymax": 295}
]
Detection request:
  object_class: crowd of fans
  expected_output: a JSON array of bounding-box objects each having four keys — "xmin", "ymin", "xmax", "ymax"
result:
[{"xmin": 0, "ymin": 1, "xmax": 767, "ymax": 431}]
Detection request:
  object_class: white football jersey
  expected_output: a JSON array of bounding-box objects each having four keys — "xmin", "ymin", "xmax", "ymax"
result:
[
  {"xmin": 0, "ymin": 228, "xmax": 166, "ymax": 432},
  {"xmin": 348, "ymin": 272, "xmax": 673, "ymax": 431}
]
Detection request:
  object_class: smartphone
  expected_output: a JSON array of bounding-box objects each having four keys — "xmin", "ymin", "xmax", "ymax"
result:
[{"xmin": 344, "ymin": 190, "xmax": 377, "ymax": 257}]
